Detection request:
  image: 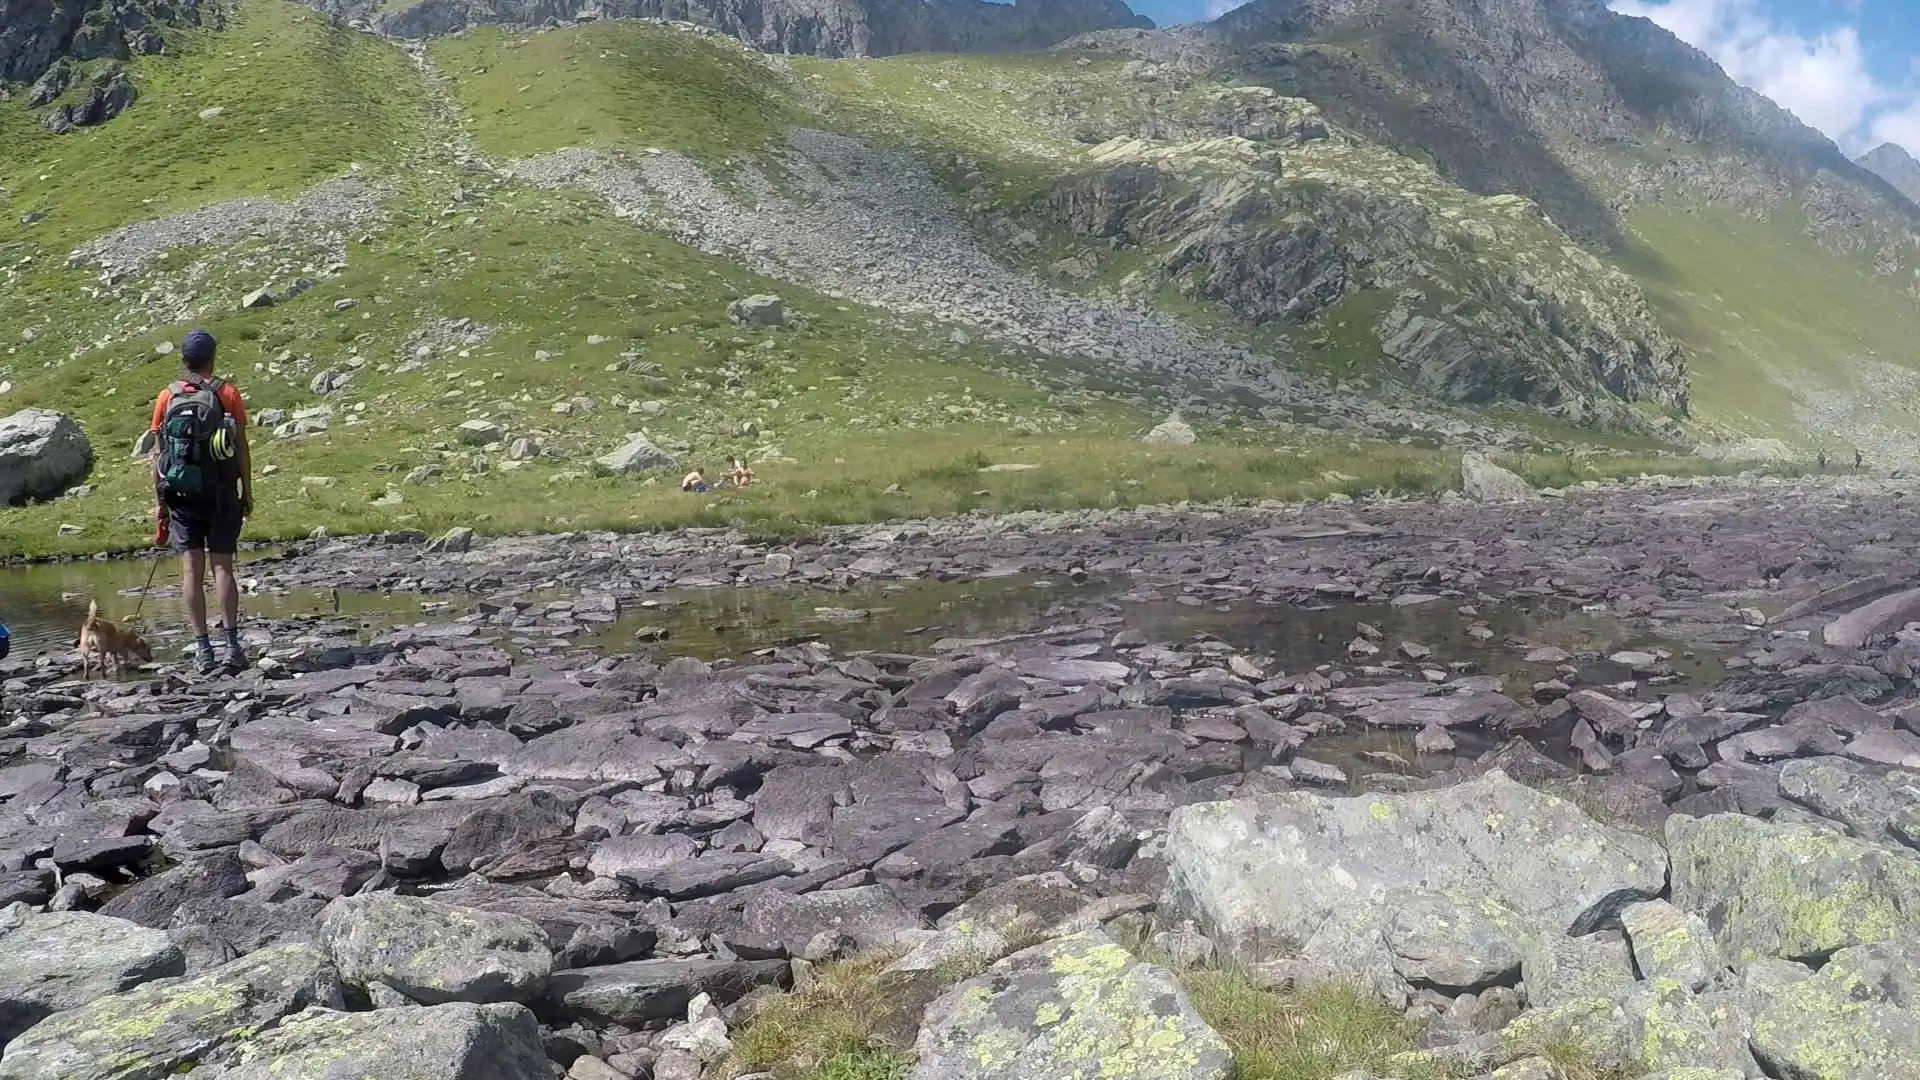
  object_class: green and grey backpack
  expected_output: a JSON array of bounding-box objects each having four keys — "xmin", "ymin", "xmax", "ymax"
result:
[{"xmin": 156, "ymin": 375, "xmax": 235, "ymax": 506}]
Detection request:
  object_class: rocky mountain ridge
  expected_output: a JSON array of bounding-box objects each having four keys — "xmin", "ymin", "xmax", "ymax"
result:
[
  {"xmin": 303, "ymin": 0, "xmax": 1151, "ymax": 55},
  {"xmin": 1062, "ymin": 0, "xmax": 1920, "ymax": 273}
]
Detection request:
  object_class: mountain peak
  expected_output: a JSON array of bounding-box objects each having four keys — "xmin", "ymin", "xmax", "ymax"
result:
[{"xmin": 1859, "ymin": 142, "xmax": 1920, "ymax": 208}]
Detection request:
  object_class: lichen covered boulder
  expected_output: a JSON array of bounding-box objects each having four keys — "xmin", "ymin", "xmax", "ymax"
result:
[
  {"xmin": 1620, "ymin": 900, "xmax": 1726, "ymax": 993},
  {"xmin": 1666, "ymin": 812, "xmax": 1920, "ymax": 963},
  {"xmin": 1749, "ymin": 939, "xmax": 1920, "ymax": 1080},
  {"xmin": 1165, "ymin": 771, "xmax": 1665, "ymax": 979},
  {"xmin": 318, "ymin": 893, "xmax": 551, "ymax": 1005},
  {"xmin": 0, "ymin": 908, "xmax": 183, "ymax": 1045},
  {"xmin": 909, "ymin": 929, "xmax": 1232, "ymax": 1080},
  {"xmin": 178, "ymin": 1002, "xmax": 550, "ymax": 1080},
  {"xmin": 0, "ymin": 945, "xmax": 342, "ymax": 1080}
]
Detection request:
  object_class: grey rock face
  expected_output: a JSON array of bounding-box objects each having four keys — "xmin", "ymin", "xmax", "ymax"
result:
[
  {"xmin": 0, "ymin": 410, "xmax": 92, "ymax": 505},
  {"xmin": 1164, "ymin": 771, "xmax": 1665, "ymax": 974},
  {"xmin": 910, "ymin": 929, "xmax": 1232, "ymax": 1080},
  {"xmin": 318, "ymin": 893, "xmax": 552, "ymax": 1005},
  {"xmin": 181, "ymin": 1001, "xmax": 551, "ymax": 1080},
  {"xmin": 0, "ymin": 908, "xmax": 184, "ymax": 1045},
  {"xmin": 0, "ymin": 945, "xmax": 343, "ymax": 1080},
  {"xmin": 0, "ymin": 0, "xmax": 207, "ymax": 85},
  {"xmin": 41, "ymin": 64, "xmax": 136, "ymax": 132}
]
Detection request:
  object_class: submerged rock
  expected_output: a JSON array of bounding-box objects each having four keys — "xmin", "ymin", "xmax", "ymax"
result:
[{"xmin": 910, "ymin": 929, "xmax": 1232, "ymax": 1080}]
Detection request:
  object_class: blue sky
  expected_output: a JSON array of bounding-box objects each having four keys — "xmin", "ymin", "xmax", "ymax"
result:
[{"xmin": 1128, "ymin": 0, "xmax": 1919, "ymax": 156}]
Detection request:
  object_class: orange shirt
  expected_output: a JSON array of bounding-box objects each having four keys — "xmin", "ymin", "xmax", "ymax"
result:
[{"xmin": 150, "ymin": 377, "xmax": 247, "ymax": 432}]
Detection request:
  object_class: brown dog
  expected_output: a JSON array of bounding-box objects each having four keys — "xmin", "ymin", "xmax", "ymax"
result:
[{"xmin": 76, "ymin": 600, "xmax": 153, "ymax": 678}]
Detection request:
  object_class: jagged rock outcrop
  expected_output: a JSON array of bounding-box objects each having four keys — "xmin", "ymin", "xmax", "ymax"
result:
[
  {"xmin": 41, "ymin": 62, "xmax": 136, "ymax": 133},
  {"xmin": 0, "ymin": 0, "xmax": 208, "ymax": 85},
  {"xmin": 1038, "ymin": 120, "xmax": 1688, "ymax": 426},
  {"xmin": 1860, "ymin": 143, "xmax": 1920, "ymax": 210},
  {"xmin": 299, "ymin": 0, "xmax": 1149, "ymax": 55}
]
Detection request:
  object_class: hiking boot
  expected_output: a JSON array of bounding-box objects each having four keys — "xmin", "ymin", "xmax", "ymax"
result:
[
  {"xmin": 195, "ymin": 645, "xmax": 218, "ymax": 676},
  {"xmin": 221, "ymin": 649, "xmax": 250, "ymax": 676}
]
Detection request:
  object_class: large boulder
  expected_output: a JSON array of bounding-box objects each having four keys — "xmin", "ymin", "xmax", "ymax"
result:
[
  {"xmin": 594, "ymin": 432, "xmax": 675, "ymax": 474},
  {"xmin": 1460, "ymin": 452, "xmax": 1533, "ymax": 501},
  {"xmin": 1749, "ymin": 939, "xmax": 1920, "ymax": 1079},
  {"xmin": 0, "ymin": 410, "xmax": 91, "ymax": 505},
  {"xmin": 910, "ymin": 930, "xmax": 1232, "ymax": 1080},
  {"xmin": 0, "ymin": 908, "xmax": 183, "ymax": 1045},
  {"xmin": 1667, "ymin": 813, "xmax": 1920, "ymax": 963},
  {"xmin": 180, "ymin": 1002, "xmax": 550, "ymax": 1080},
  {"xmin": 727, "ymin": 294, "xmax": 785, "ymax": 327},
  {"xmin": 1164, "ymin": 771, "xmax": 1665, "ymax": 993},
  {"xmin": 1142, "ymin": 412, "xmax": 1197, "ymax": 446},
  {"xmin": 0, "ymin": 945, "xmax": 342, "ymax": 1080},
  {"xmin": 318, "ymin": 893, "xmax": 551, "ymax": 1005}
]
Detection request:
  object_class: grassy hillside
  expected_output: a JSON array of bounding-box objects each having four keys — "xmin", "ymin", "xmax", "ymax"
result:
[
  {"xmin": 1621, "ymin": 205, "xmax": 1920, "ymax": 456},
  {"xmin": 430, "ymin": 23, "xmax": 803, "ymax": 163},
  {"xmin": 0, "ymin": 0, "xmax": 424, "ymax": 253},
  {"xmin": 0, "ymin": 13, "xmax": 1764, "ymax": 557}
]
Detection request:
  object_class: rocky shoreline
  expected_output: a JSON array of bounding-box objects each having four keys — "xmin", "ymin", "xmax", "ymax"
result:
[{"xmin": 6, "ymin": 473, "xmax": 1920, "ymax": 1078}]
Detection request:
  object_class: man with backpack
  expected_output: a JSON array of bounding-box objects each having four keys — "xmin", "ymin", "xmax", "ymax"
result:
[{"xmin": 149, "ymin": 329, "xmax": 252, "ymax": 675}]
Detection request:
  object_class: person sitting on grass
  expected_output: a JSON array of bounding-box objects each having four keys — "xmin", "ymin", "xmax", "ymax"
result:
[
  {"xmin": 681, "ymin": 469, "xmax": 708, "ymax": 493},
  {"xmin": 730, "ymin": 458, "xmax": 756, "ymax": 489}
]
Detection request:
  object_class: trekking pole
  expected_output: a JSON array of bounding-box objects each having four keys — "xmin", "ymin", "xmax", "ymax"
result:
[{"xmin": 128, "ymin": 555, "xmax": 161, "ymax": 625}]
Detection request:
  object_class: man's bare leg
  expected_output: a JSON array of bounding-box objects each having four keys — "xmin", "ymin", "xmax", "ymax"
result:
[
  {"xmin": 211, "ymin": 553, "xmax": 245, "ymax": 671},
  {"xmin": 181, "ymin": 550, "xmax": 208, "ymax": 637}
]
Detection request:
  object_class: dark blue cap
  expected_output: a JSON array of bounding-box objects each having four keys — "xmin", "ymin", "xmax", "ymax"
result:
[{"xmin": 182, "ymin": 329, "xmax": 217, "ymax": 366}]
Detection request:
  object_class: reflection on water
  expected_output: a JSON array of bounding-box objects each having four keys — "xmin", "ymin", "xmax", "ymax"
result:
[
  {"xmin": 0, "ymin": 557, "xmax": 1724, "ymax": 720},
  {"xmin": 0, "ymin": 554, "xmax": 445, "ymax": 659},
  {"xmin": 584, "ymin": 576, "xmax": 1114, "ymax": 658}
]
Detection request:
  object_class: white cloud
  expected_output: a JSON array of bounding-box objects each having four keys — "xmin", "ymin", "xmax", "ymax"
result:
[
  {"xmin": 1205, "ymin": 0, "xmax": 1250, "ymax": 19},
  {"xmin": 1610, "ymin": 0, "xmax": 1919, "ymax": 155}
]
